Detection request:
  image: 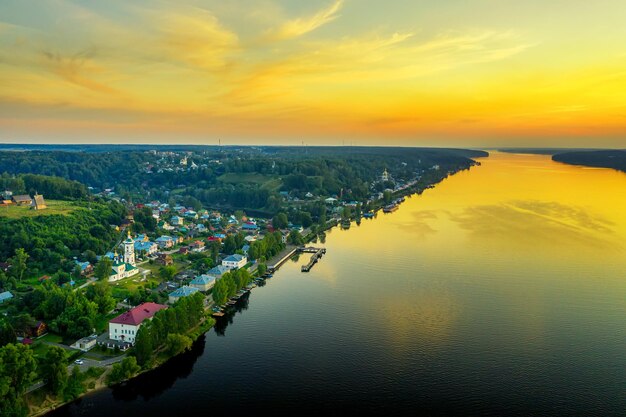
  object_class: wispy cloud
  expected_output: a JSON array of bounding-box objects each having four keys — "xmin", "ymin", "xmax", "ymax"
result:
[
  {"xmin": 41, "ymin": 48, "xmax": 119, "ymax": 94},
  {"xmin": 265, "ymin": 0, "xmax": 343, "ymax": 41}
]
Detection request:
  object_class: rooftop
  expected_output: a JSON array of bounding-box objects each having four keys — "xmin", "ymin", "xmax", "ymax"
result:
[{"xmin": 109, "ymin": 302, "xmax": 168, "ymax": 326}]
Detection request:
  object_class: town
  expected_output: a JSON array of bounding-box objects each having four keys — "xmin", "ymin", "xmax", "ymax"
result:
[{"xmin": 0, "ymin": 146, "xmax": 484, "ymax": 415}]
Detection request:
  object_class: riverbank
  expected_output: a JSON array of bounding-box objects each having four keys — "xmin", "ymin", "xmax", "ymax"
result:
[
  {"xmin": 27, "ymin": 313, "xmax": 216, "ymax": 417},
  {"xmin": 31, "ymin": 157, "xmax": 485, "ymax": 417}
]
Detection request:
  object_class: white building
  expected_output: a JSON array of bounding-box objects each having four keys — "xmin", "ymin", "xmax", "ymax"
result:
[
  {"xmin": 222, "ymin": 254, "xmax": 247, "ymax": 270},
  {"xmin": 108, "ymin": 302, "xmax": 168, "ymax": 344},
  {"xmin": 109, "ymin": 233, "xmax": 140, "ymax": 282}
]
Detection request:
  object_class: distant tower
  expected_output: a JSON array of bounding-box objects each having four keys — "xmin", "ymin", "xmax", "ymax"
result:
[
  {"xmin": 381, "ymin": 169, "xmax": 389, "ymax": 182},
  {"xmin": 124, "ymin": 231, "xmax": 136, "ymax": 266}
]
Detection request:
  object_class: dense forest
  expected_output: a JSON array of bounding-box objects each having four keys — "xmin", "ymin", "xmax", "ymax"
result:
[
  {"xmin": 0, "ymin": 146, "xmax": 486, "ymax": 212},
  {"xmin": 0, "ymin": 173, "xmax": 88, "ymax": 200},
  {"xmin": 552, "ymin": 150, "xmax": 626, "ymax": 173},
  {"xmin": 0, "ymin": 200, "xmax": 127, "ymax": 276}
]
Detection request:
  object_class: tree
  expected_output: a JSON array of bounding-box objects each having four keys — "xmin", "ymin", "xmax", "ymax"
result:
[
  {"xmin": 40, "ymin": 346, "xmax": 68, "ymax": 396},
  {"xmin": 94, "ymin": 257, "xmax": 113, "ymax": 281},
  {"xmin": 212, "ymin": 278, "xmax": 228, "ymax": 305},
  {"xmin": 106, "ymin": 357, "xmax": 141, "ymax": 386},
  {"xmin": 0, "ymin": 343, "xmax": 37, "ymax": 416},
  {"xmin": 257, "ymin": 263, "xmax": 267, "ymax": 276},
  {"xmin": 63, "ymin": 366, "xmax": 85, "ymax": 401},
  {"xmin": 166, "ymin": 334, "xmax": 192, "ymax": 356},
  {"xmin": 288, "ymin": 230, "xmax": 304, "ymax": 245},
  {"xmin": 85, "ymin": 281, "xmax": 116, "ymax": 314},
  {"xmin": 272, "ymin": 213, "xmax": 288, "ymax": 229},
  {"xmin": 222, "ymin": 235, "xmax": 237, "ymax": 255},
  {"xmin": 8, "ymin": 248, "xmax": 28, "ymax": 282},
  {"xmin": 0, "ymin": 319, "xmax": 16, "ymax": 347},
  {"xmin": 159, "ymin": 265, "xmax": 176, "ymax": 281},
  {"xmin": 133, "ymin": 325, "xmax": 153, "ymax": 367}
]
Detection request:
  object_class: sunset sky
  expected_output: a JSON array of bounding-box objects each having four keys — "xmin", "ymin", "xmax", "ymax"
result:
[{"xmin": 1, "ymin": 0, "xmax": 625, "ymax": 147}]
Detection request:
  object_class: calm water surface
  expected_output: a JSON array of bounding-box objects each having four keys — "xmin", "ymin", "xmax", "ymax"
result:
[{"xmin": 51, "ymin": 152, "xmax": 626, "ymax": 416}]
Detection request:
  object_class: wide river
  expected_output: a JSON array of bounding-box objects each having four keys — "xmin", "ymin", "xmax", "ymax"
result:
[{"xmin": 50, "ymin": 152, "xmax": 626, "ymax": 416}]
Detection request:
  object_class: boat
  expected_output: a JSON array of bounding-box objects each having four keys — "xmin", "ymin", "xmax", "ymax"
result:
[
  {"xmin": 383, "ymin": 204, "xmax": 398, "ymax": 213},
  {"xmin": 363, "ymin": 212, "xmax": 374, "ymax": 219}
]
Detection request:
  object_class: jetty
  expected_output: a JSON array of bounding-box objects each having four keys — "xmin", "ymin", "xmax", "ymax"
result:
[
  {"xmin": 267, "ymin": 246, "xmax": 299, "ymax": 273},
  {"xmin": 301, "ymin": 247, "xmax": 326, "ymax": 272}
]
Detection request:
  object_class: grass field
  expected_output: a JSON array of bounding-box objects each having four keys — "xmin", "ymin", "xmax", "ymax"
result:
[
  {"xmin": 217, "ymin": 173, "xmax": 282, "ymax": 191},
  {"xmin": 0, "ymin": 199, "xmax": 78, "ymax": 219}
]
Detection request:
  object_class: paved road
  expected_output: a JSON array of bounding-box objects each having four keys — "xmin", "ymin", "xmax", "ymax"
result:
[{"xmin": 26, "ymin": 346, "xmax": 126, "ymax": 394}]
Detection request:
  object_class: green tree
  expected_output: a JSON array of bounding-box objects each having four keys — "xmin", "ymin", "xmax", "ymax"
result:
[
  {"xmin": 159, "ymin": 265, "xmax": 176, "ymax": 281},
  {"xmin": 166, "ymin": 333, "xmax": 192, "ymax": 356},
  {"xmin": 94, "ymin": 257, "xmax": 113, "ymax": 281},
  {"xmin": 40, "ymin": 346, "xmax": 68, "ymax": 396},
  {"xmin": 133, "ymin": 325, "xmax": 154, "ymax": 367},
  {"xmin": 0, "ymin": 319, "xmax": 16, "ymax": 347},
  {"xmin": 106, "ymin": 357, "xmax": 141, "ymax": 386},
  {"xmin": 272, "ymin": 213, "xmax": 288, "ymax": 229},
  {"xmin": 0, "ymin": 343, "xmax": 37, "ymax": 417},
  {"xmin": 288, "ymin": 230, "xmax": 304, "ymax": 245},
  {"xmin": 85, "ymin": 281, "xmax": 116, "ymax": 314},
  {"xmin": 8, "ymin": 248, "xmax": 28, "ymax": 282},
  {"xmin": 256, "ymin": 263, "xmax": 267, "ymax": 276},
  {"xmin": 63, "ymin": 366, "xmax": 85, "ymax": 401}
]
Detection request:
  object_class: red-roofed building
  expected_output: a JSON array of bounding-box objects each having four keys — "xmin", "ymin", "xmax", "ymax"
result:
[{"xmin": 108, "ymin": 302, "xmax": 168, "ymax": 344}]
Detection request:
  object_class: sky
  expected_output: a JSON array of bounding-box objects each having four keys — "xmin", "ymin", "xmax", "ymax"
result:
[{"xmin": 1, "ymin": 0, "xmax": 625, "ymax": 147}]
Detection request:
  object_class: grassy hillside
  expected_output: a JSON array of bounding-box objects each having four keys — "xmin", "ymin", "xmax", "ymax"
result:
[{"xmin": 0, "ymin": 199, "xmax": 78, "ymax": 219}]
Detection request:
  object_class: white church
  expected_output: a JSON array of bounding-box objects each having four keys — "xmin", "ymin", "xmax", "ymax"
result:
[{"xmin": 109, "ymin": 232, "xmax": 140, "ymax": 282}]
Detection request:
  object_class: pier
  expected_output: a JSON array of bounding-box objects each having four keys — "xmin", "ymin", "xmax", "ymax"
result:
[
  {"xmin": 301, "ymin": 247, "xmax": 326, "ymax": 272},
  {"xmin": 267, "ymin": 246, "xmax": 299, "ymax": 272}
]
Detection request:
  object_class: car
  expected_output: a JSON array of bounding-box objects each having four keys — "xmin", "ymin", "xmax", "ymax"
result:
[{"xmin": 74, "ymin": 359, "xmax": 84, "ymax": 365}]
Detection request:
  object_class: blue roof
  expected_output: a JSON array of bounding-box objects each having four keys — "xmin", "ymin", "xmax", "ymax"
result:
[
  {"xmin": 74, "ymin": 260, "xmax": 91, "ymax": 271},
  {"xmin": 135, "ymin": 241, "xmax": 156, "ymax": 251},
  {"xmin": 208, "ymin": 265, "xmax": 229, "ymax": 275},
  {"xmin": 0, "ymin": 291, "xmax": 13, "ymax": 302},
  {"xmin": 156, "ymin": 235, "xmax": 173, "ymax": 242},
  {"xmin": 242, "ymin": 223, "xmax": 259, "ymax": 230},
  {"xmin": 169, "ymin": 285, "xmax": 199, "ymax": 298},
  {"xmin": 190, "ymin": 275, "xmax": 216, "ymax": 285},
  {"xmin": 223, "ymin": 254, "xmax": 245, "ymax": 262}
]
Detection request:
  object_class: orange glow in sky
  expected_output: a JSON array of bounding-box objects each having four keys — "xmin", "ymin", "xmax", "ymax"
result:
[{"xmin": 1, "ymin": 0, "xmax": 626, "ymax": 147}]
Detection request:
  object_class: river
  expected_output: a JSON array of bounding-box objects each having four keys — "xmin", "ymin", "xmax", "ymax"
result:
[{"xmin": 49, "ymin": 151, "xmax": 626, "ymax": 416}]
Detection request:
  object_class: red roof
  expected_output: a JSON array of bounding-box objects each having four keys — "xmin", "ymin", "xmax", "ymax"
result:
[{"xmin": 109, "ymin": 302, "xmax": 168, "ymax": 326}]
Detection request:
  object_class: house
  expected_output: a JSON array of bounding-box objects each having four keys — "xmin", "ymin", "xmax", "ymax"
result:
[
  {"xmin": 222, "ymin": 254, "xmax": 247, "ymax": 270},
  {"xmin": 135, "ymin": 240, "xmax": 158, "ymax": 256},
  {"xmin": 74, "ymin": 260, "xmax": 93, "ymax": 276},
  {"xmin": 0, "ymin": 291, "xmax": 14, "ymax": 304},
  {"xmin": 168, "ymin": 285, "xmax": 199, "ymax": 304},
  {"xmin": 242, "ymin": 244, "xmax": 250, "ymax": 255},
  {"xmin": 71, "ymin": 335, "xmax": 98, "ymax": 351},
  {"xmin": 325, "ymin": 197, "xmax": 338, "ymax": 204},
  {"xmin": 12, "ymin": 195, "xmax": 32, "ymax": 205},
  {"xmin": 171, "ymin": 216, "xmax": 184, "ymax": 226},
  {"xmin": 189, "ymin": 240, "xmax": 205, "ymax": 252},
  {"xmin": 241, "ymin": 222, "xmax": 259, "ymax": 233},
  {"xmin": 108, "ymin": 302, "xmax": 168, "ymax": 344},
  {"xmin": 207, "ymin": 265, "xmax": 230, "ymax": 278},
  {"xmin": 157, "ymin": 253, "xmax": 173, "ymax": 266},
  {"xmin": 156, "ymin": 235, "xmax": 175, "ymax": 248},
  {"xmin": 179, "ymin": 247, "xmax": 189, "ymax": 255},
  {"xmin": 189, "ymin": 274, "xmax": 216, "ymax": 292},
  {"xmin": 31, "ymin": 193, "xmax": 47, "ymax": 210},
  {"xmin": 305, "ymin": 192, "xmax": 314, "ymax": 198},
  {"xmin": 29, "ymin": 321, "xmax": 47, "ymax": 337}
]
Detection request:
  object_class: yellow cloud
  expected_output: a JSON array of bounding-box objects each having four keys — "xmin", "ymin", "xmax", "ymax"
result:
[{"xmin": 265, "ymin": 0, "xmax": 343, "ymax": 41}]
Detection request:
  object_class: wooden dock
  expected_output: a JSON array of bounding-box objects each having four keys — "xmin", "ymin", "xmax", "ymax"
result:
[{"xmin": 301, "ymin": 247, "xmax": 326, "ymax": 272}]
